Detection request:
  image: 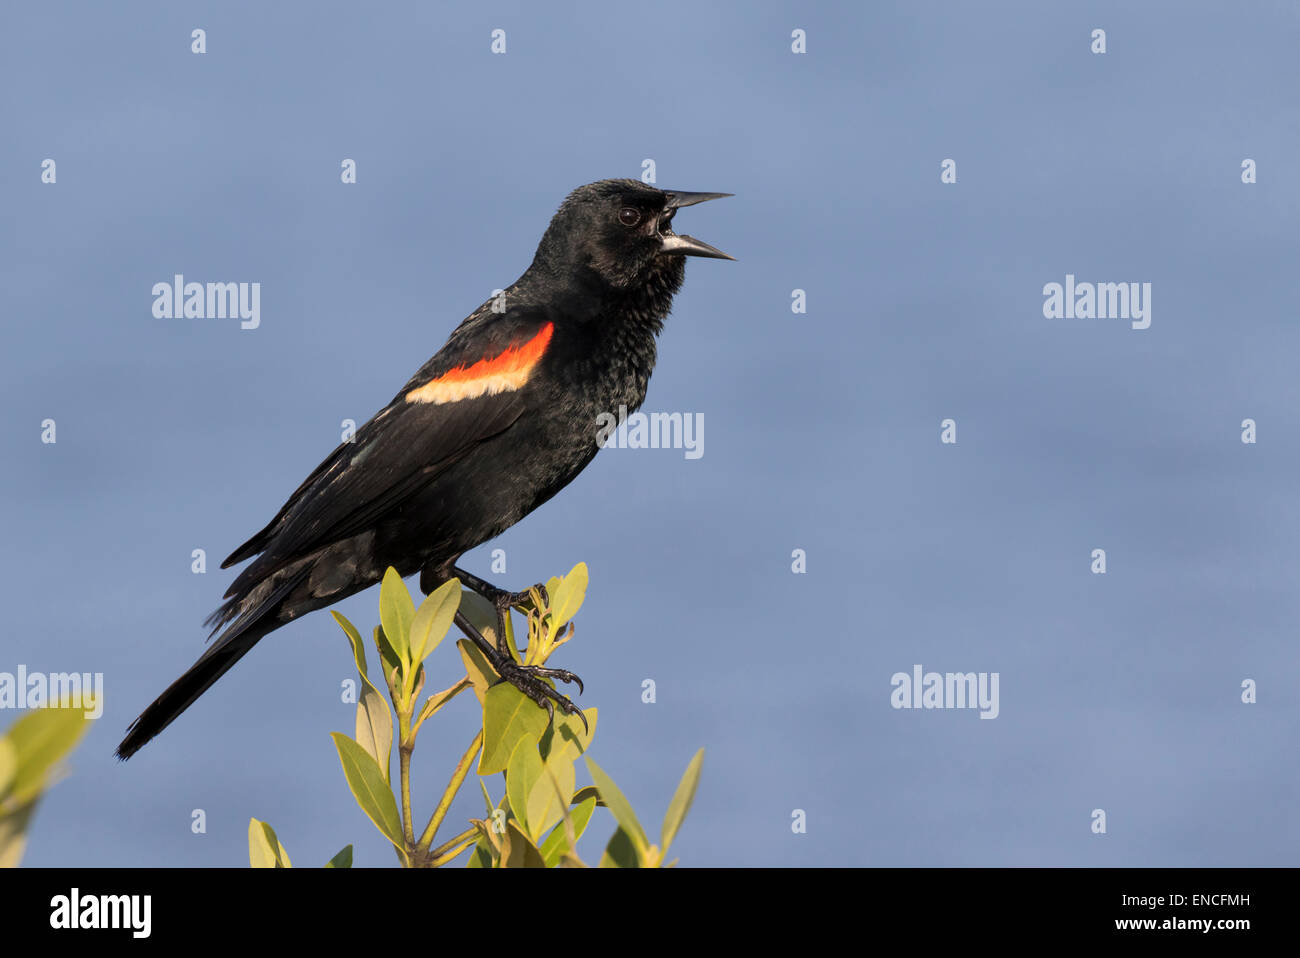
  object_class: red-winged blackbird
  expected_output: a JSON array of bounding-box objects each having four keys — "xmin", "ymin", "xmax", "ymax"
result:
[{"xmin": 116, "ymin": 179, "xmax": 732, "ymax": 759}]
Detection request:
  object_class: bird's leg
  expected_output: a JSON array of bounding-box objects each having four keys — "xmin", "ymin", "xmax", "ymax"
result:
[
  {"xmin": 454, "ymin": 566, "xmax": 548, "ymax": 615},
  {"xmin": 453, "ymin": 609, "xmax": 586, "ymax": 732},
  {"xmin": 453, "ymin": 610, "xmax": 504, "ymax": 668},
  {"xmin": 451, "ymin": 566, "xmax": 584, "ymax": 731},
  {"xmin": 496, "ymin": 657, "xmax": 587, "ymax": 733},
  {"xmin": 453, "ymin": 565, "xmax": 549, "ymax": 657}
]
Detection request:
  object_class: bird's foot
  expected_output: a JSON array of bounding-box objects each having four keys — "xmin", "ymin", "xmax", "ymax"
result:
[
  {"xmin": 490, "ymin": 583, "xmax": 549, "ymax": 658},
  {"xmin": 493, "ymin": 582, "xmax": 549, "ymax": 614},
  {"xmin": 453, "ymin": 565, "xmax": 548, "ymax": 613},
  {"xmin": 494, "ymin": 658, "xmax": 587, "ymax": 733}
]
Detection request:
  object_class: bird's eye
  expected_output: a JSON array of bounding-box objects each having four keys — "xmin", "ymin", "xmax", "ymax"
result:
[{"xmin": 618, "ymin": 207, "xmax": 642, "ymax": 227}]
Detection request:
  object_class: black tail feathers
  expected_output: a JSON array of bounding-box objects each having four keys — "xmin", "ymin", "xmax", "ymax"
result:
[
  {"xmin": 116, "ymin": 568, "xmax": 309, "ymax": 759},
  {"xmin": 114, "ymin": 622, "xmax": 270, "ymax": 760}
]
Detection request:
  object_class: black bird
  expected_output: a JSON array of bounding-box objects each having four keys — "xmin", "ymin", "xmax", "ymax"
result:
[{"xmin": 117, "ymin": 179, "xmax": 732, "ymax": 759}]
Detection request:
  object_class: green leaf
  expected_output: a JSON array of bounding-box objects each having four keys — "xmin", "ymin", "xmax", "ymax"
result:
[
  {"xmin": 570, "ymin": 785, "xmax": 606, "ymax": 807},
  {"xmin": 459, "ymin": 588, "xmax": 498, "ymax": 636},
  {"xmin": 339, "ymin": 609, "xmax": 393, "ymax": 781},
  {"xmin": 468, "ymin": 792, "xmax": 510, "ymax": 868},
  {"xmin": 479, "ymin": 683, "xmax": 550, "ymax": 775},
  {"xmin": 457, "ymin": 639, "xmax": 497, "ymax": 708},
  {"xmin": 409, "ymin": 577, "xmax": 461, "ymax": 666},
  {"xmin": 378, "ymin": 567, "xmax": 415, "ymax": 666},
  {"xmin": 539, "ymin": 795, "xmax": 596, "ymax": 867},
  {"xmin": 325, "ymin": 845, "xmax": 353, "ymax": 868},
  {"xmin": 467, "ymin": 788, "xmax": 511, "ymax": 869},
  {"xmin": 248, "ymin": 818, "xmax": 292, "ymax": 868},
  {"xmin": 598, "ymin": 826, "xmax": 641, "ymax": 868},
  {"xmin": 354, "ymin": 681, "xmax": 392, "ymax": 783},
  {"xmin": 374, "ymin": 625, "xmax": 401, "ymax": 678},
  {"xmin": 0, "ymin": 797, "xmax": 39, "ymax": 868},
  {"xmin": 0, "ymin": 738, "xmax": 15, "ymax": 797},
  {"xmin": 584, "ymin": 757, "xmax": 648, "ymax": 856},
  {"xmin": 506, "ymin": 733, "xmax": 544, "ymax": 839},
  {"xmin": 548, "ymin": 562, "xmax": 589, "ymax": 637},
  {"xmin": 527, "ymin": 758, "xmax": 576, "ymax": 843},
  {"xmin": 4, "ymin": 700, "xmax": 95, "ymax": 803},
  {"xmin": 334, "ymin": 611, "xmax": 382, "ymax": 699},
  {"xmin": 661, "ymin": 748, "xmax": 704, "ymax": 854},
  {"xmin": 330, "ymin": 732, "xmax": 403, "ymax": 848},
  {"xmin": 539, "ymin": 707, "xmax": 596, "ymax": 763},
  {"xmin": 503, "ymin": 819, "xmax": 546, "ymax": 869}
]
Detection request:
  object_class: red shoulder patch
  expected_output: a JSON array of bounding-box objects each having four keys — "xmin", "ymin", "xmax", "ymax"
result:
[{"xmin": 406, "ymin": 323, "xmax": 554, "ymax": 405}]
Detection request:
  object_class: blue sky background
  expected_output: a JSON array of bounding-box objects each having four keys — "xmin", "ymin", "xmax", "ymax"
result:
[{"xmin": 3, "ymin": 1, "xmax": 1298, "ymax": 866}]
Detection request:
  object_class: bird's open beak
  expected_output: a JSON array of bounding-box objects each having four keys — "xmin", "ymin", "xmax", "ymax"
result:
[{"xmin": 658, "ymin": 190, "xmax": 735, "ymax": 260}]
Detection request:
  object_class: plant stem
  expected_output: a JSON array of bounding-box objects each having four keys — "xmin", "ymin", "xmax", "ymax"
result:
[
  {"xmin": 398, "ymin": 710, "xmax": 415, "ymax": 851},
  {"xmin": 428, "ymin": 826, "xmax": 479, "ymax": 866},
  {"xmin": 417, "ymin": 729, "xmax": 483, "ymax": 852},
  {"xmin": 410, "ymin": 676, "xmax": 470, "ymax": 739}
]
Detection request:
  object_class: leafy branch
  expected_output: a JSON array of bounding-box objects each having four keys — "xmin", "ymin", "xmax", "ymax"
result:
[
  {"xmin": 249, "ymin": 562, "xmax": 704, "ymax": 868},
  {"xmin": 0, "ymin": 696, "xmax": 96, "ymax": 867}
]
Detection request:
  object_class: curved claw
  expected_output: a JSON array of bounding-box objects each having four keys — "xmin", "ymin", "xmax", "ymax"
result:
[
  {"xmin": 496, "ymin": 660, "xmax": 585, "ymax": 731},
  {"xmin": 531, "ymin": 667, "xmax": 583, "ymax": 695},
  {"xmin": 571, "ymin": 707, "xmax": 589, "ymax": 736}
]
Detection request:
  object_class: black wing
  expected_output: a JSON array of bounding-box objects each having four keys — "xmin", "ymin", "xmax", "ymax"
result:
[{"xmin": 221, "ymin": 305, "xmax": 553, "ymax": 587}]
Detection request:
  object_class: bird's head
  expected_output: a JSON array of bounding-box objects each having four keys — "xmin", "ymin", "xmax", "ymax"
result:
[{"xmin": 531, "ymin": 179, "xmax": 733, "ymax": 289}]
